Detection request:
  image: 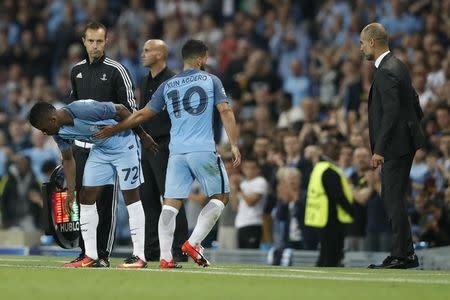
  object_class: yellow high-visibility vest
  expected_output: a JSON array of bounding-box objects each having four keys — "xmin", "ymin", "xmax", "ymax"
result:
[{"xmin": 305, "ymin": 161, "xmax": 353, "ymax": 228}]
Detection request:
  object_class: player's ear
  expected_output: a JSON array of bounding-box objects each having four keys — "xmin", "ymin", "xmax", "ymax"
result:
[{"xmin": 50, "ymin": 115, "xmax": 58, "ymax": 124}]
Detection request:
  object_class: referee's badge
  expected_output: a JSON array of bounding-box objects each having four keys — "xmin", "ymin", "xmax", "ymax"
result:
[{"xmin": 100, "ymin": 73, "xmax": 107, "ymax": 81}]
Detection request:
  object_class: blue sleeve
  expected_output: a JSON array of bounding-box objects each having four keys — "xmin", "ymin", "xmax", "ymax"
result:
[
  {"xmin": 146, "ymin": 83, "xmax": 165, "ymax": 113},
  {"xmin": 212, "ymin": 75, "xmax": 228, "ymax": 105},
  {"xmin": 53, "ymin": 135, "xmax": 72, "ymax": 152},
  {"xmin": 63, "ymin": 100, "xmax": 117, "ymax": 121}
]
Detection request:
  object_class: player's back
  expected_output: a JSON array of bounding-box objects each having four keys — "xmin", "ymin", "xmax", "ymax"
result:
[
  {"xmin": 160, "ymin": 69, "xmax": 227, "ymax": 155},
  {"xmin": 57, "ymin": 100, "xmax": 133, "ymax": 150}
]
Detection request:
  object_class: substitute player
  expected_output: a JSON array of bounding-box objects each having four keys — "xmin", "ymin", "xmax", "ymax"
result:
[
  {"xmin": 28, "ymin": 100, "xmax": 157, "ymax": 268},
  {"xmin": 95, "ymin": 39, "xmax": 241, "ymax": 268}
]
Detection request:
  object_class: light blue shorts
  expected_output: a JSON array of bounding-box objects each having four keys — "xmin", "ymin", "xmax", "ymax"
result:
[
  {"xmin": 165, "ymin": 152, "xmax": 230, "ymax": 199},
  {"xmin": 83, "ymin": 137, "xmax": 143, "ymax": 190}
]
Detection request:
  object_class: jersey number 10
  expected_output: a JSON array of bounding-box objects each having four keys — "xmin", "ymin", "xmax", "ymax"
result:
[{"xmin": 167, "ymin": 86, "xmax": 208, "ymax": 118}]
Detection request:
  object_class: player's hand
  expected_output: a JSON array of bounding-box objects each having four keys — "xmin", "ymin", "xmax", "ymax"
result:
[
  {"xmin": 64, "ymin": 189, "xmax": 76, "ymax": 215},
  {"xmin": 141, "ymin": 133, "xmax": 159, "ymax": 154},
  {"xmin": 371, "ymin": 153, "xmax": 384, "ymax": 169},
  {"xmin": 231, "ymin": 145, "xmax": 241, "ymax": 168},
  {"xmin": 94, "ymin": 125, "xmax": 116, "ymax": 140}
]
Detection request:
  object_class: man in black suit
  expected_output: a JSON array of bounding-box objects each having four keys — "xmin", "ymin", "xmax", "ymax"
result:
[
  {"xmin": 139, "ymin": 39, "xmax": 188, "ymax": 262},
  {"xmin": 360, "ymin": 23, "xmax": 425, "ymax": 269}
]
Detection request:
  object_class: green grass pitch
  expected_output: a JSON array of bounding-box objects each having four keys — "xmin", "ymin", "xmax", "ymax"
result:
[{"xmin": 0, "ymin": 256, "xmax": 449, "ymax": 300}]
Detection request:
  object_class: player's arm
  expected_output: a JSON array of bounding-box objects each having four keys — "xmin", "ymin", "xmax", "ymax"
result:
[
  {"xmin": 113, "ymin": 104, "xmax": 158, "ymax": 153},
  {"xmin": 94, "ymin": 106, "xmax": 157, "ymax": 139},
  {"xmin": 60, "ymin": 147, "xmax": 76, "ymax": 214},
  {"xmin": 95, "ymin": 83, "xmax": 165, "ymax": 139},
  {"xmin": 216, "ymin": 102, "xmax": 241, "ymax": 167},
  {"xmin": 213, "ymin": 75, "xmax": 241, "ymax": 167}
]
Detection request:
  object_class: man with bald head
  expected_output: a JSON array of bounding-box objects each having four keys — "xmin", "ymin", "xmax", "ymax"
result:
[
  {"xmin": 360, "ymin": 23, "xmax": 425, "ymax": 269},
  {"xmin": 139, "ymin": 39, "xmax": 188, "ymax": 262}
]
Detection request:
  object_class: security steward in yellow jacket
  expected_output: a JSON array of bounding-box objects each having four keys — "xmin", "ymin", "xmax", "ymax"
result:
[{"xmin": 304, "ymin": 145, "xmax": 354, "ymax": 267}]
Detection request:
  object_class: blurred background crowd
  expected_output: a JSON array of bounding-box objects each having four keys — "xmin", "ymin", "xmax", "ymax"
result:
[{"xmin": 0, "ymin": 0, "xmax": 449, "ymax": 252}]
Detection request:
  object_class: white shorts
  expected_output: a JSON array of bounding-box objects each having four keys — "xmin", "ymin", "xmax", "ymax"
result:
[{"xmin": 83, "ymin": 136, "xmax": 143, "ymax": 190}]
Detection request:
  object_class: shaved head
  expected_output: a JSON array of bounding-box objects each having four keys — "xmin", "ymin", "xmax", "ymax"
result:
[
  {"xmin": 360, "ymin": 23, "xmax": 390, "ymax": 61},
  {"xmin": 361, "ymin": 23, "xmax": 389, "ymax": 47},
  {"xmin": 141, "ymin": 39, "xmax": 168, "ymax": 68},
  {"xmin": 145, "ymin": 39, "xmax": 168, "ymax": 58}
]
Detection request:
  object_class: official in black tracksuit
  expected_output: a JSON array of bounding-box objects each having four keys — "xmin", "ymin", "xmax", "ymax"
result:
[
  {"xmin": 139, "ymin": 39, "xmax": 188, "ymax": 261},
  {"xmin": 68, "ymin": 22, "xmax": 137, "ymax": 266}
]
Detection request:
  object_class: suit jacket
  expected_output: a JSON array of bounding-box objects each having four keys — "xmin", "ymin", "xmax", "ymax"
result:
[{"xmin": 368, "ymin": 53, "xmax": 426, "ymax": 160}]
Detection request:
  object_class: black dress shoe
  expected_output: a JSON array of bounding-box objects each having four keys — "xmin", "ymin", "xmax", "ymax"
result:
[
  {"xmin": 145, "ymin": 252, "xmax": 160, "ymax": 262},
  {"xmin": 95, "ymin": 257, "xmax": 110, "ymax": 268},
  {"xmin": 368, "ymin": 254, "xmax": 419, "ymax": 269},
  {"xmin": 173, "ymin": 252, "xmax": 188, "ymax": 262},
  {"xmin": 404, "ymin": 254, "xmax": 419, "ymax": 269},
  {"xmin": 146, "ymin": 252, "xmax": 189, "ymax": 262}
]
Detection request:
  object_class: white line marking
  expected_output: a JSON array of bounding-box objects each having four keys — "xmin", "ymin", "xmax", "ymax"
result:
[
  {"xmin": 0, "ymin": 264, "xmax": 448, "ymax": 285},
  {"xmin": 209, "ymin": 267, "xmax": 329, "ymax": 274},
  {"xmin": 211, "ymin": 267, "xmax": 450, "ymax": 277}
]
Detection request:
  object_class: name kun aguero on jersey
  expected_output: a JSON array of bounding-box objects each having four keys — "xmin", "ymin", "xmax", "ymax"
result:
[{"xmin": 166, "ymin": 74, "xmax": 208, "ymax": 88}]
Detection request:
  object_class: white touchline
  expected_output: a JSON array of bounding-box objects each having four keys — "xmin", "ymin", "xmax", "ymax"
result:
[
  {"xmin": 211, "ymin": 267, "xmax": 450, "ymax": 277},
  {"xmin": 0, "ymin": 264, "xmax": 449, "ymax": 285}
]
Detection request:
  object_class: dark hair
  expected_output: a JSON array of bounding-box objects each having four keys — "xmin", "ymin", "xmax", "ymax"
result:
[
  {"xmin": 28, "ymin": 101, "xmax": 56, "ymax": 128},
  {"xmin": 243, "ymin": 155, "xmax": 258, "ymax": 164},
  {"xmin": 255, "ymin": 135, "xmax": 269, "ymax": 140},
  {"xmin": 283, "ymin": 129, "xmax": 299, "ymax": 138},
  {"xmin": 436, "ymin": 102, "xmax": 450, "ymax": 113},
  {"xmin": 84, "ymin": 21, "xmax": 107, "ymax": 38},
  {"xmin": 41, "ymin": 159, "xmax": 57, "ymax": 174},
  {"xmin": 181, "ymin": 39, "xmax": 208, "ymax": 60}
]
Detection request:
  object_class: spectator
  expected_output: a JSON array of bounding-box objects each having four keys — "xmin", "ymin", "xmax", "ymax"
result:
[
  {"xmin": 218, "ymin": 156, "xmax": 239, "ymax": 250},
  {"xmin": 21, "ymin": 129, "xmax": 60, "ymax": 183},
  {"xmin": 364, "ymin": 169, "xmax": 392, "ymax": 251},
  {"xmin": 410, "ymin": 148, "xmax": 430, "ymax": 187},
  {"xmin": 274, "ymin": 167, "xmax": 302, "ymax": 249},
  {"xmin": 1, "ymin": 155, "xmax": 41, "ymax": 230},
  {"xmin": 235, "ymin": 157, "xmax": 268, "ymax": 249},
  {"xmin": 346, "ymin": 147, "xmax": 371, "ymax": 251},
  {"xmin": 282, "ymin": 59, "xmax": 311, "ymax": 107},
  {"xmin": 283, "ymin": 131, "xmax": 313, "ymax": 191},
  {"xmin": 338, "ymin": 144, "xmax": 354, "ymax": 178}
]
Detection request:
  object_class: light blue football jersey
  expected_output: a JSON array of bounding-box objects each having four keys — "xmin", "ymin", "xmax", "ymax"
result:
[
  {"xmin": 146, "ymin": 69, "xmax": 228, "ymax": 155},
  {"xmin": 53, "ymin": 100, "xmax": 133, "ymax": 152}
]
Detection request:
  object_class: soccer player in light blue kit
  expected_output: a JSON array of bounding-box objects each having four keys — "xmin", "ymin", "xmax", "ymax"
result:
[
  {"xmin": 28, "ymin": 100, "xmax": 158, "ymax": 268},
  {"xmin": 95, "ymin": 40, "xmax": 241, "ymax": 268}
]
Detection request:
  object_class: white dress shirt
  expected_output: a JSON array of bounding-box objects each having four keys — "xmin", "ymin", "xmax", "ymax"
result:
[{"xmin": 375, "ymin": 50, "xmax": 390, "ymax": 68}]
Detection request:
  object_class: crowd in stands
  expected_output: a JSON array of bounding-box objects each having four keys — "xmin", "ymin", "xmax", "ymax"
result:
[{"xmin": 0, "ymin": 0, "xmax": 449, "ymax": 252}]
